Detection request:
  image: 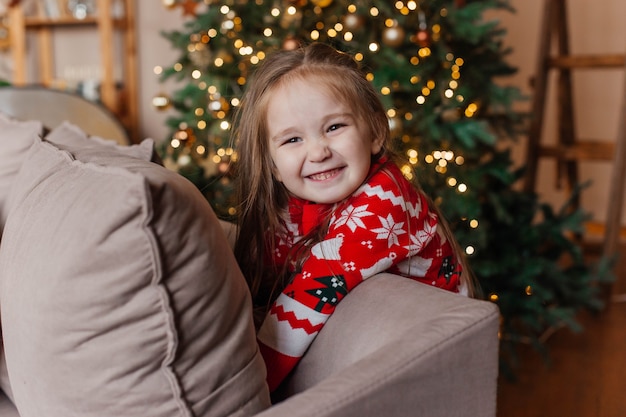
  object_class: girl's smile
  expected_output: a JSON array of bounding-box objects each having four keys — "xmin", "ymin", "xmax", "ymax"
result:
[
  {"xmin": 266, "ymin": 76, "xmax": 384, "ymax": 204},
  {"xmin": 307, "ymin": 167, "xmax": 344, "ymax": 182}
]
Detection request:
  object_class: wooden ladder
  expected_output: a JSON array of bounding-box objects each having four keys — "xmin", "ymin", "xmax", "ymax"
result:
[{"xmin": 524, "ymin": 0, "xmax": 626, "ymax": 289}]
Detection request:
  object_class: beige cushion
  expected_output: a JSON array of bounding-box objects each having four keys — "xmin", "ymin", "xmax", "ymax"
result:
[
  {"xmin": 0, "ymin": 121, "xmax": 154, "ymax": 399},
  {"xmin": 0, "ymin": 135, "xmax": 270, "ymax": 416},
  {"xmin": 0, "ymin": 112, "xmax": 41, "ymax": 404},
  {"xmin": 0, "ymin": 121, "xmax": 156, "ymax": 403},
  {"xmin": 45, "ymin": 121, "xmax": 154, "ymax": 162},
  {"xmin": 0, "ymin": 113, "xmax": 42, "ymax": 234}
]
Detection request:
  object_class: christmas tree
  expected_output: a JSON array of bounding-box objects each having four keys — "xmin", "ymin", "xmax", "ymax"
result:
[{"xmin": 155, "ymin": 0, "xmax": 610, "ymax": 370}]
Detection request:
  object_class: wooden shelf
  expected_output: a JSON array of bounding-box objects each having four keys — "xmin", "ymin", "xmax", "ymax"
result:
[
  {"xmin": 22, "ymin": 15, "xmax": 128, "ymax": 28},
  {"xmin": 548, "ymin": 54, "xmax": 626, "ymax": 69},
  {"xmin": 538, "ymin": 140, "xmax": 615, "ymax": 161},
  {"xmin": 23, "ymin": 16, "xmax": 99, "ymax": 26},
  {"xmin": 7, "ymin": 0, "xmax": 138, "ymax": 142}
]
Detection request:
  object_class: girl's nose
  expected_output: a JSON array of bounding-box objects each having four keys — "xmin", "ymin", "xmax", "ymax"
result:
[{"xmin": 307, "ymin": 137, "xmax": 331, "ymax": 162}]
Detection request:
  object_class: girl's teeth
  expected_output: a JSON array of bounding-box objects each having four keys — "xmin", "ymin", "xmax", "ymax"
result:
[{"xmin": 310, "ymin": 169, "xmax": 338, "ymax": 180}]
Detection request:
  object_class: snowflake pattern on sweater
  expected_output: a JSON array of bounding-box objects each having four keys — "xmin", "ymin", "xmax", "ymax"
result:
[{"xmin": 257, "ymin": 158, "xmax": 463, "ymax": 391}]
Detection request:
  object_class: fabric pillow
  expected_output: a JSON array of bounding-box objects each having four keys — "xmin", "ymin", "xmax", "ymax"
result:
[
  {"xmin": 0, "ymin": 119, "xmax": 155, "ymax": 405},
  {"xmin": 46, "ymin": 120, "xmax": 155, "ymax": 161},
  {"xmin": 0, "ymin": 136, "xmax": 270, "ymax": 417},
  {"xmin": 0, "ymin": 112, "xmax": 41, "ymax": 404},
  {"xmin": 0, "ymin": 113, "xmax": 42, "ymax": 234}
]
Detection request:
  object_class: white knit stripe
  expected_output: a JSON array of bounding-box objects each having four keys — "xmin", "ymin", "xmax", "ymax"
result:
[
  {"xmin": 258, "ymin": 294, "xmax": 330, "ymax": 357},
  {"xmin": 258, "ymin": 316, "xmax": 318, "ymax": 358},
  {"xmin": 360, "ymin": 183, "xmax": 405, "ymax": 207},
  {"xmin": 276, "ymin": 293, "xmax": 330, "ymax": 326}
]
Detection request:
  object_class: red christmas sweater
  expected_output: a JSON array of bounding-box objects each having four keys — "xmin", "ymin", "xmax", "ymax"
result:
[{"xmin": 257, "ymin": 158, "xmax": 464, "ymax": 392}]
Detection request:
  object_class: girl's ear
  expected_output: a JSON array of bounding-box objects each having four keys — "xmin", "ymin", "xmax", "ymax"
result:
[{"xmin": 370, "ymin": 135, "xmax": 385, "ymax": 155}]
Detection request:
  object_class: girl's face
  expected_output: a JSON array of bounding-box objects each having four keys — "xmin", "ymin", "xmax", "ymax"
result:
[{"xmin": 266, "ymin": 76, "xmax": 384, "ymax": 204}]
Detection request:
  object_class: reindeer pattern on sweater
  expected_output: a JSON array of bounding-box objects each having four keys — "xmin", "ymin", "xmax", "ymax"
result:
[{"xmin": 257, "ymin": 158, "xmax": 463, "ymax": 391}]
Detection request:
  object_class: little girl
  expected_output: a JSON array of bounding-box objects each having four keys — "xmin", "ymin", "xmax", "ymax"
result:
[{"xmin": 232, "ymin": 43, "xmax": 475, "ymax": 392}]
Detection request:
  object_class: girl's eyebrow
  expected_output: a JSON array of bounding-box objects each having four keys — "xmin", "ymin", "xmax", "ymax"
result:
[
  {"xmin": 325, "ymin": 112, "xmax": 354, "ymax": 122},
  {"xmin": 270, "ymin": 127, "xmax": 298, "ymax": 143}
]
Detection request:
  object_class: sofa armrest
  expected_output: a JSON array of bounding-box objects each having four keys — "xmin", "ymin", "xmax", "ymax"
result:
[{"xmin": 259, "ymin": 273, "xmax": 500, "ymax": 417}]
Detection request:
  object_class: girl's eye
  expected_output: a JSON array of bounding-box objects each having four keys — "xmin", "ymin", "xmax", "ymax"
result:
[
  {"xmin": 328, "ymin": 123, "xmax": 346, "ymax": 132},
  {"xmin": 283, "ymin": 137, "xmax": 301, "ymax": 145}
]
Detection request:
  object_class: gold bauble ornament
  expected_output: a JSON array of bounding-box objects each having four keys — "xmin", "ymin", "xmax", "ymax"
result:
[
  {"xmin": 416, "ymin": 29, "xmax": 431, "ymax": 48},
  {"xmin": 179, "ymin": 0, "xmax": 199, "ymax": 16},
  {"xmin": 311, "ymin": 0, "xmax": 332, "ymax": 7},
  {"xmin": 282, "ymin": 37, "xmax": 300, "ymax": 51},
  {"xmin": 173, "ymin": 127, "xmax": 195, "ymax": 145},
  {"xmin": 162, "ymin": 0, "xmax": 176, "ymax": 9},
  {"xmin": 415, "ymin": 10, "xmax": 431, "ymax": 48},
  {"xmin": 152, "ymin": 93, "xmax": 171, "ymax": 111},
  {"xmin": 382, "ymin": 26, "xmax": 405, "ymax": 47},
  {"xmin": 218, "ymin": 161, "xmax": 230, "ymax": 174},
  {"xmin": 208, "ymin": 95, "xmax": 229, "ymax": 115},
  {"xmin": 343, "ymin": 13, "xmax": 364, "ymax": 31}
]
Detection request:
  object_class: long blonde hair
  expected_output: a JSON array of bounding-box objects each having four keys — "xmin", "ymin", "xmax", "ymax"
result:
[{"xmin": 231, "ymin": 43, "xmax": 476, "ymax": 304}]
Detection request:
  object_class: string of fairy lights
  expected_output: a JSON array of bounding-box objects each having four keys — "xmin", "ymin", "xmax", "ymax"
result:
[{"xmin": 155, "ymin": 0, "xmax": 485, "ymax": 264}]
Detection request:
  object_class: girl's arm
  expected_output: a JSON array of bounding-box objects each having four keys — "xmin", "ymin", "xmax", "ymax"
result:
[{"xmin": 258, "ymin": 174, "xmax": 450, "ymax": 391}]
